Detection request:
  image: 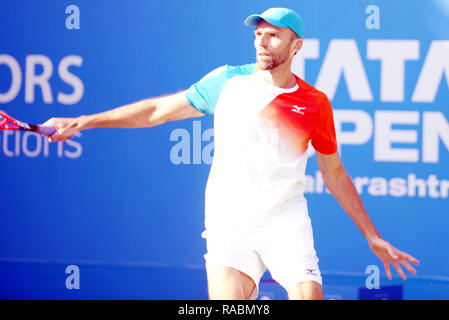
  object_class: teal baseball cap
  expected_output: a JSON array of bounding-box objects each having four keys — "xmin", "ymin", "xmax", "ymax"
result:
[{"xmin": 244, "ymin": 7, "xmax": 305, "ymax": 39}]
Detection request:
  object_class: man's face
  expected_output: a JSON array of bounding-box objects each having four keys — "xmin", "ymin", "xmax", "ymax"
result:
[{"xmin": 254, "ymin": 20, "xmax": 299, "ymax": 70}]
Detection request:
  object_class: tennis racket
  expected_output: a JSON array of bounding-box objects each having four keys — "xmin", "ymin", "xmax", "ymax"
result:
[{"xmin": 0, "ymin": 109, "xmax": 56, "ymax": 137}]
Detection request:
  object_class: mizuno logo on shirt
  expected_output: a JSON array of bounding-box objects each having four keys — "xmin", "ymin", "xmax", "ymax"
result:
[{"xmin": 291, "ymin": 105, "xmax": 306, "ymax": 115}]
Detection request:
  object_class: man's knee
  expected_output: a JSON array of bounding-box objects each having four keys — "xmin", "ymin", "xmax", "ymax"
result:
[
  {"xmin": 287, "ymin": 280, "xmax": 324, "ymax": 300},
  {"xmin": 207, "ymin": 267, "xmax": 256, "ymax": 300}
]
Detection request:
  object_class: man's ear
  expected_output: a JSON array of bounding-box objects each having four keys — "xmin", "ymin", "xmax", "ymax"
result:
[{"xmin": 293, "ymin": 38, "xmax": 303, "ymax": 55}]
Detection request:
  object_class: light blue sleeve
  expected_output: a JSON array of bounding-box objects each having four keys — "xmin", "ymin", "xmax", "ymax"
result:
[{"xmin": 185, "ymin": 64, "xmax": 256, "ymax": 115}]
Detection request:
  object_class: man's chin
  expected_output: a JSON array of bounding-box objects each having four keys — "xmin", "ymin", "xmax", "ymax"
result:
[{"xmin": 256, "ymin": 60, "xmax": 275, "ymax": 70}]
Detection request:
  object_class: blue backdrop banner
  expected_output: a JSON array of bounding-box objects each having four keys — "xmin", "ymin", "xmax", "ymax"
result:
[{"xmin": 1, "ymin": 0, "xmax": 448, "ymax": 299}]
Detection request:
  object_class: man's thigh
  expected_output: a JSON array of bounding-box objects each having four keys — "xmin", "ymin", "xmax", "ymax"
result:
[
  {"xmin": 204, "ymin": 229, "xmax": 266, "ymax": 300},
  {"xmin": 207, "ymin": 267, "xmax": 256, "ymax": 300},
  {"xmin": 259, "ymin": 221, "xmax": 322, "ymax": 293}
]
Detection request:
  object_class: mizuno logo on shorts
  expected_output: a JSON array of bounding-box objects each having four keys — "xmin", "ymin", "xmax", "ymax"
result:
[{"xmin": 305, "ymin": 268, "xmax": 317, "ymax": 276}]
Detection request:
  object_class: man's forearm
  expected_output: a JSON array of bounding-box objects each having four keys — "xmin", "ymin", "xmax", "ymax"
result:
[
  {"xmin": 77, "ymin": 98, "xmax": 160, "ymax": 130},
  {"xmin": 322, "ymin": 164, "xmax": 382, "ymax": 243}
]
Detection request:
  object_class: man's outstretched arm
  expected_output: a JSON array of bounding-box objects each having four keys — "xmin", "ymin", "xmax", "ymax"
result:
[
  {"xmin": 44, "ymin": 90, "xmax": 204, "ymax": 141},
  {"xmin": 316, "ymin": 151, "xmax": 420, "ymax": 280}
]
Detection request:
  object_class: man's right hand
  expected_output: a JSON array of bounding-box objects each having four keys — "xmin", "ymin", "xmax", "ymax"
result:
[{"xmin": 43, "ymin": 117, "xmax": 83, "ymax": 142}]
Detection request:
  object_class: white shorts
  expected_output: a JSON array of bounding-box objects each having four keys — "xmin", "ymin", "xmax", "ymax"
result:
[{"xmin": 203, "ymin": 200, "xmax": 321, "ymax": 300}]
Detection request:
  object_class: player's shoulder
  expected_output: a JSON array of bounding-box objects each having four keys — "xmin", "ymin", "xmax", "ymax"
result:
[
  {"xmin": 198, "ymin": 63, "xmax": 256, "ymax": 84},
  {"xmin": 219, "ymin": 63, "xmax": 257, "ymax": 78},
  {"xmin": 297, "ymin": 77, "xmax": 331, "ymax": 106}
]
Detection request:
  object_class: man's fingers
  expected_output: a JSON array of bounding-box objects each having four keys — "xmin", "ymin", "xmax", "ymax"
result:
[
  {"xmin": 392, "ymin": 261, "xmax": 407, "ymax": 280},
  {"xmin": 399, "ymin": 259, "xmax": 417, "ymax": 275},
  {"xmin": 403, "ymin": 253, "xmax": 420, "ymax": 265},
  {"xmin": 379, "ymin": 243, "xmax": 419, "ymax": 280},
  {"xmin": 397, "ymin": 250, "xmax": 420, "ymax": 266},
  {"xmin": 47, "ymin": 126, "xmax": 73, "ymax": 142},
  {"xmin": 48, "ymin": 130, "xmax": 59, "ymax": 142},
  {"xmin": 384, "ymin": 262, "xmax": 392, "ymax": 280},
  {"xmin": 48, "ymin": 130, "xmax": 66, "ymax": 142}
]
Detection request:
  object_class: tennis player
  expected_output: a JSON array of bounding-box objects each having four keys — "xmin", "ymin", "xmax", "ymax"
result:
[{"xmin": 45, "ymin": 8, "xmax": 419, "ymax": 300}]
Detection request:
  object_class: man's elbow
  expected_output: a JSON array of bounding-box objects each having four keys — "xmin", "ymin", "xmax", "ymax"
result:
[
  {"xmin": 145, "ymin": 102, "xmax": 167, "ymax": 127},
  {"xmin": 320, "ymin": 161, "xmax": 346, "ymax": 187},
  {"xmin": 147, "ymin": 116, "xmax": 166, "ymax": 127}
]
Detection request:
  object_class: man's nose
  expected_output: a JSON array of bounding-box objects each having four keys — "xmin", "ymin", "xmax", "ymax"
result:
[{"xmin": 256, "ymin": 34, "xmax": 268, "ymax": 48}]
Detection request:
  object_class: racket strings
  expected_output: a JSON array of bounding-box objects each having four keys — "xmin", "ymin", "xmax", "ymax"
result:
[
  {"xmin": 0, "ymin": 115, "xmax": 7, "ymax": 126},
  {"xmin": 0, "ymin": 113, "xmax": 19, "ymax": 130}
]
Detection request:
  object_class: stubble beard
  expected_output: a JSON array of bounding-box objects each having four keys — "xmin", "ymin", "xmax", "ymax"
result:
[{"xmin": 256, "ymin": 49, "xmax": 290, "ymax": 71}]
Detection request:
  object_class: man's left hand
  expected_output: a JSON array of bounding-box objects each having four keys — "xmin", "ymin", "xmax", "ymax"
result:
[{"xmin": 368, "ymin": 237, "xmax": 420, "ymax": 280}]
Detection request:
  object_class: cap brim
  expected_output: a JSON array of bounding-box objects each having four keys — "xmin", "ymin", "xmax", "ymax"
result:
[
  {"xmin": 244, "ymin": 14, "xmax": 263, "ymax": 26},
  {"xmin": 244, "ymin": 14, "xmax": 286, "ymax": 29}
]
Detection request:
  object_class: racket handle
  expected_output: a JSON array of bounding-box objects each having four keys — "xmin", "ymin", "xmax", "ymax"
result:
[{"xmin": 39, "ymin": 125, "xmax": 57, "ymax": 136}]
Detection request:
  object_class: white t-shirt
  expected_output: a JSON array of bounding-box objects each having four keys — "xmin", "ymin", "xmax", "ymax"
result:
[{"xmin": 186, "ymin": 64, "xmax": 337, "ymax": 231}]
